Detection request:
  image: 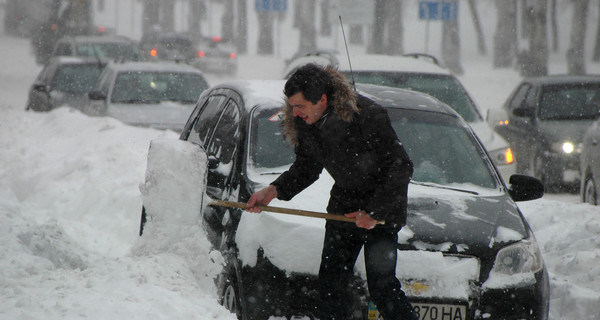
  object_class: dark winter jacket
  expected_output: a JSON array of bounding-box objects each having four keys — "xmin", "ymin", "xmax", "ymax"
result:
[{"xmin": 271, "ymin": 68, "xmax": 414, "ymax": 228}]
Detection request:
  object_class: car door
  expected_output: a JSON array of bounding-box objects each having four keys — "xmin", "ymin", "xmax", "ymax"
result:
[
  {"xmin": 501, "ymin": 82, "xmax": 538, "ymax": 171},
  {"xmin": 28, "ymin": 62, "xmax": 57, "ymax": 111}
]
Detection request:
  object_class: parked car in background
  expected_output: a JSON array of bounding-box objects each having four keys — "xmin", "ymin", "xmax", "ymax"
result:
[
  {"xmin": 283, "ymin": 52, "xmax": 517, "ymax": 181},
  {"xmin": 138, "ymin": 31, "xmax": 196, "ymax": 63},
  {"xmin": 50, "ymin": 34, "xmax": 140, "ymax": 61},
  {"xmin": 26, "ymin": 56, "xmax": 107, "ymax": 112},
  {"xmin": 141, "ymin": 80, "xmax": 549, "ymax": 320},
  {"xmin": 87, "ymin": 61, "xmax": 209, "ymax": 132},
  {"xmin": 580, "ymin": 114, "xmax": 600, "ymax": 205},
  {"xmin": 492, "ymin": 75, "xmax": 600, "ymax": 193},
  {"xmin": 192, "ymin": 36, "xmax": 238, "ymax": 75}
]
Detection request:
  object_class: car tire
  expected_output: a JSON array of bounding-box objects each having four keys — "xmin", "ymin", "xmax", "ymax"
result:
[
  {"xmin": 583, "ymin": 175, "xmax": 598, "ymax": 205},
  {"xmin": 220, "ymin": 271, "xmax": 243, "ymax": 319}
]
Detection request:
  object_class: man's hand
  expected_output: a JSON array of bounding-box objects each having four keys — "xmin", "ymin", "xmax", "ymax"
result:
[
  {"xmin": 246, "ymin": 185, "xmax": 278, "ymax": 213},
  {"xmin": 345, "ymin": 210, "xmax": 377, "ymax": 230}
]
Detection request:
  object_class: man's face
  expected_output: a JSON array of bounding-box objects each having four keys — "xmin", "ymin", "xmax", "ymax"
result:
[{"xmin": 288, "ymin": 92, "xmax": 328, "ymax": 125}]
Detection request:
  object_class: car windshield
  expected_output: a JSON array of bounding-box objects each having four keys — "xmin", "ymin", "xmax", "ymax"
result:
[
  {"xmin": 52, "ymin": 63, "xmax": 105, "ymax": 93},
  {"xmin": 249, "ymin": 106, "xmax": 497, "ymax": 190},
  {"xmin": 347, "ymin": 72, "xmax": 482, "ymax": 122},
  {"xmin": 111, "ymin": 71, "xmax": 208, "ymax": 104},
  {"xmin": 539, "ymin": 83, "xmax": 600, "ymax": 120},
  {"xmin": 160, "ymin": 38, "xmax": 193, "ymax": 51},
  {"xmin": 76, "ymin": 43, "xmax": 139, "ymax": 60}
]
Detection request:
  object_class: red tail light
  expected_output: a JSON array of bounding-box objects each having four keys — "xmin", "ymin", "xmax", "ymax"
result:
[
  {"xmin": 197, "ymin": 50, "xmax": 205, "ymax": 58},
  {"xmin": 229, "ymin": 52, "xmax": 236, "ymax": 59},
  {"xmin": 150, "ymin": 48, "xmax": 158, "ymax": 57}
]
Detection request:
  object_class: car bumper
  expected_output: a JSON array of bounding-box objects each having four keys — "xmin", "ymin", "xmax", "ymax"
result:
[{"xmin": 543, "ymin": 150, "xmax": 581, "ymax": 185}]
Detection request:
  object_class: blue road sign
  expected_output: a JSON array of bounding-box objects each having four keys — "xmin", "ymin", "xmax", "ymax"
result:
[
  {"xmin": 419, "ymin": 1, "xmax": 457, "ymax": 21},
  {"xmin": 255, "ymin": 0, "xmax": 288, "ymax": 12}
]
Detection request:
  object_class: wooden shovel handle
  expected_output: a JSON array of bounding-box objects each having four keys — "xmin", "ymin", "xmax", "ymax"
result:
[{"xmin": 209, "ymin": 199, "xmax": 385, "ymax": 225}]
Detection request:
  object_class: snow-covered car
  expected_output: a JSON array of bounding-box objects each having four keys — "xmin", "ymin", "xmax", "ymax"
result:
[
  {"xmin": 493, "ymin": 75, "xmax": 600, "ymax": 193},
  {"xmin": 581, "ymin": 114, "xmax": 600, "ymax": 205},
  {"xmin": 87, "ymin": 61, "xmax": 209, "ymax": 132},
  {"xmin": 51, "ymin": 34, "xmax": 140, "ymax": 61},
  {"xmin": 26, "ymin": 56, "xmax": 107, "ymax": 112},
  {"xmin": 283, "ymin": 52, "xmax": 517, "ymax": 182},
  {"xmin": 140, "ymin": 80, "xmax": 549, "ymax": 320}
]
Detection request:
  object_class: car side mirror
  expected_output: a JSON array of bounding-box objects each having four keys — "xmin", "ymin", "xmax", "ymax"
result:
[
  {"xmin": 88, "ymin": 90, "xmax": 107, "ymax": 101},
  {"xmin": 512, "ymin": 107, "xmax": 535, "ymax": 118},
  {"xmin": 486, "ymin": 108, "xmax": 510, "ymax": 128},
  {"xmin": 508, "ymin": 174, "xmax": 544, "ymax": 201}
]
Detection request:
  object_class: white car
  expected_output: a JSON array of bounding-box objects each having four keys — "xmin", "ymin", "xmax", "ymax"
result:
[
  {"xmin": 283, "ymin": 53, "xmax": 517, "ymax": 181},
  {"xmin": 88, "ymin": 61, "xmax": 209, "ymax": 132}
]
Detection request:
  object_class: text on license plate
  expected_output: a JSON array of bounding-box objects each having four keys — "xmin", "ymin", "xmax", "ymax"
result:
[{"xmin": 368, "ymin": 301, "xmax": 467, "ymax": 320}]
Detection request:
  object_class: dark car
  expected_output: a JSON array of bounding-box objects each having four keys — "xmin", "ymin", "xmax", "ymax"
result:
[
  {"xmin": 50, "ymin": 34, "xmax": 140, "ymax": 61},
  {"xmin": 580, "ymin": 115, "xmax": 600, "ymax": 205},
  {"xmin": 192, "ymin": 36, "xmax": 238, "ymax": 75},
  {"xmin": 138, "ymin": 31, "xmax": 197, "ymax": 63},
  {"xmin": 140, "ymin": 80, "xmax": 549, "ymax": 320},
  {"xmin": 493, "ymin": 75, "xmax": 600, "ymax": 192},
  {"xmin": 26, "ymin": 56, "xmax": 107, "ymax": 112}
]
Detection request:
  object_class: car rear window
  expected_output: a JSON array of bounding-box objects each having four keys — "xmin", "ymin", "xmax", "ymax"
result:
[
  {"xmin": 52, "ymin": 63, "xmax": 106, "ymax": 93},
  {"xmin": 539, "ymin": 83, "xmax": 600, "ymax": 120}
]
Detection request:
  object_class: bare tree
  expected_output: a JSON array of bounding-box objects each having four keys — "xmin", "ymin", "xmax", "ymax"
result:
[
  {"xmin": 493, "ymin": 0, "xmax": 517, "ymax": 68},
  {"xmin": 567, "ymin": 0, "xmax": 590, "ymax": 74},
  {"xmin": 257, "ymin": 10, "xmax": 274, "ymax": 55},
  {"xmin": 142, "ymin": 0, "xmax": 160, "ymax": 34},
  {"xmin": 467, "ymin": 0, "xmax": 486, "ymax": 55},
  {"xmin": 320, "ymin": 0, "xmax": 332, "ymax": 36},
  {"xmin": 385, "ymin": 0, "xmax": 403, "ymax": 55},
  {"xmin": 369, "ymin": 0, "xmax": 386, "ymax": 54},
  {"xmin": 297, "ymin": 0, "xmax": 317, "ymax": 52},
  {"xmin": 593, "ymin": 1, "xmax": 600, "ymax": 61},
  {"xmin": 550, "ymin": 0, "xmax": 559, "ymax": 52},
  {"xmin": 519, "ymin": 0, "xmax": 548, "ymax": 77},
  {"xmin": 441, "ymin": 1, "xmax": 463, "ymax": 75},
  {"xmin": 188, "ymin": 0, "xmax": 205, "ymax": 41},
  {"xmin": 161, "ymin": 0, "xmax": 175, "ymax": 32},
  {"xmin": 236, "ymin": 0, "xmax": 248, "ymax": 54},
  {"xmin": 222, "ymin": 0, "xmax": 234, "ymax": 42}
]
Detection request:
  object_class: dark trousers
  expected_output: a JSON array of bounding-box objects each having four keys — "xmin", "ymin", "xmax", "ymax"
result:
[{"xmin": 319, "ymin": 223, "xmax": 418, "ymax": 320}]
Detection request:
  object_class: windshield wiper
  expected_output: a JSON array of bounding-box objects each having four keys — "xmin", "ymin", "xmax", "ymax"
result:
[
  {"xmin": 410, "ymin": 181, "xmax": 479, "ymax": 195},
  {"xmin": 259, "ymin": 171, "xmax": 284, "ymax": 175}
]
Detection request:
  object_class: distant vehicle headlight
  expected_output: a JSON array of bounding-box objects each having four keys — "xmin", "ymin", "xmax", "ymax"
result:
[
  {"xmin": 551, "ymin": 141, "xmax": 582, "ymax": 154},
  {"xmin": 491, "ymin": 236, "xmax": 544, "ymax": 275},
  {"xmin": 489, "ymin": 147, "xmax": 514, "ymax": 166}
]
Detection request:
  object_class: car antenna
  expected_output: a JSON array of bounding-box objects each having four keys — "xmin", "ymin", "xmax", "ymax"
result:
[{"xmin": 339, "ymin": 15, "xmax": 356, "ymax": 92}]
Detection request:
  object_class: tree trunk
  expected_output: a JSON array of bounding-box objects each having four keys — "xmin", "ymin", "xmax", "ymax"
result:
[
  {"xmin": 441, "ymin": 1, "xmax": 463, "ymax": 75},
  {"xmin": 550, "ymin": 0, "xmax": 559, "ymax": 52},
  {"xmin": 593, "ymin": 0, "xmax": 600, "ymax": 61},
  {"xmin": 385, "ymin": 0, "xmax": 403, "ymax": 55},
  {"xmin": 236, "ymin": 0, "xmax": 248, "ymax": 54},
  {"xmin": 221, "ymin": 0, "xmax": 234, "ymax": 42},
  {"xmin": 350, "ymin": 25, "xmax": 363, "ymax": 45},
  {"xmin": 188, "ymin": 0, "xmax": 204, "ymax": 41},
  {"xmin": 142, "ymin": 0, "xmax": 160, "ymax": 34},
  {"xmin": 160, "ymin": 0, "xmax": 175, "ymax": 32},
  {"xmin": 369, "ymin": 0, "xmax": 386, "ymax": 54},
  {"xmin": 297, "ymin": 0, "xmax": 317, "ymax": 52},
  {"xmin": 467, "ymin": 0, "xmax": 486, "ymax": 55},
  {"xmin": 567, "ymin": 0, "xmax": 589, "ymax": 75},
  {"xmin": 520, "ymin": 0, "xmax": 548, "ymax": 77},
  {"xmin": 493, "ymin": 0, "xmax": 517, "ymax": 68},
  {"xmin": 320, "ymin": 0, "xmax": 331, "ymax": 36},
  {"xmin": 257, "ymin": 11, "xmax": 274, "ymax": 55}
]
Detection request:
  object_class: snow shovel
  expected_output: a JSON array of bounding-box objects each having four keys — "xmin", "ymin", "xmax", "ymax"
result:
[{"xmin": 209, "ymin": 199, "xmax": 385, "ymax": 225}]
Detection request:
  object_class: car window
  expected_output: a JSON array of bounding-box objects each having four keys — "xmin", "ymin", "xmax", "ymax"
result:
[
  {"xmin": 188, "ymin": 94, "xmax": 228, "ymax": 147},
  {"xmin": 507, "ymin": 84, "xmax": 531, "ymax": 111},
  {"xmin": 206, "ymin": 100, "xmax": 241, "ymax": 166},
  {"xmin": 110, "ymin": 71, "xmax": 208, "ymax": 104},
  {"xmin": 75, "ymin": 43, "xmax": 139, "ymax": 60},
  {"xmin": 539, "ymin": 84, "xmax": 600, "ymax": 120},
  {"xmin": 348, "ymin": 72, "xmax": 481, "ymax": 122},
  {"xmin": 51, "ymin": 63, "xmax": 106, "ymax": 93},
  {"xmin": 249, "ymin": 107, "xmax": 295, "ymax": 171},
  {"xmin": 387, "ymin": 109, "xmax": 497, "ymax": 189}
]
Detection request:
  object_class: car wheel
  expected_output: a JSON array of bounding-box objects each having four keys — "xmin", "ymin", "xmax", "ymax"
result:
[
  {"xmin": 220, "ymin": 271, "xmax": 243, "ymax": 318},
  {"xmin": 583, "ymin": 176, "xmax": 598, "ymax": 205}
]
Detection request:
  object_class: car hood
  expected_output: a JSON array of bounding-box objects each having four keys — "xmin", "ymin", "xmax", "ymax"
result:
[
  {"xmin": 468, "ymin": 121, "xmax": 510, "ymax": 151},
  {"xmin": 236, "ymin": 174, "xmax": 527, "ymax": 276},
  {"xmin": 106, "ymin": 102, "xmax": 195, "ymax": 131},
  {"xmin": 538, "ymin": 119, "xmax": 595, "ymax": 143}
]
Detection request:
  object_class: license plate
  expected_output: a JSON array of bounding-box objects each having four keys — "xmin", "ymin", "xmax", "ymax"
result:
[{"xmin": 368, "ymin": 301, "xmax": 467, "ymax": 320}]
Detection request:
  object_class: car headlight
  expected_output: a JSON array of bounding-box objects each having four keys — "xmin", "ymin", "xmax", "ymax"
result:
[
  {"xmin": 488, "ymin": 147, "xmax": 514, "ymax": 166},
  {"xmin": 491, "ymin": 236, "xmax": 544, "ymax": 275},
  {"xmin": 551, "ymin": 141, "xmax": 582, "ymax": 154}
]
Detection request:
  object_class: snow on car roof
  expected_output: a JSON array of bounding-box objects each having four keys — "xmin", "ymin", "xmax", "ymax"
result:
[
  {"xmin": 106, "ymin": 61, "xmax": 205, "ymax": 74},
  {"xmin": 338, "ymin": 54, "xmax": 452, "ymax": 74},
  {"xmin": 212, "ymin": 80, "xmax": 287, "ymax": 112}
]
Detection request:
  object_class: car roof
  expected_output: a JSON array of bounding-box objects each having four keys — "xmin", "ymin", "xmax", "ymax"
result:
[
  {"xmin": 58, "ymin": 35, "xmax": 135, "ymax": 44},
  {"xmin": 523, "ymin": 74, "xmax": 600, "ymax": 85},
  {"xmin": 205, "ymin": 80, "xmax": 459, "ymax": 117},
  {"xmin": 48, "ymin": 56, "xmax": 108, "ymax": 65},
  {"xmin": 104, "ymin": 61, "xmax": 205, "ymax": 74}
]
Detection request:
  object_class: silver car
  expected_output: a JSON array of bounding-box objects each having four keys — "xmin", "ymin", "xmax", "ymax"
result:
[{"xmin": 88, "ymin": 61, "xmax": 209, "ymax": 132}]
